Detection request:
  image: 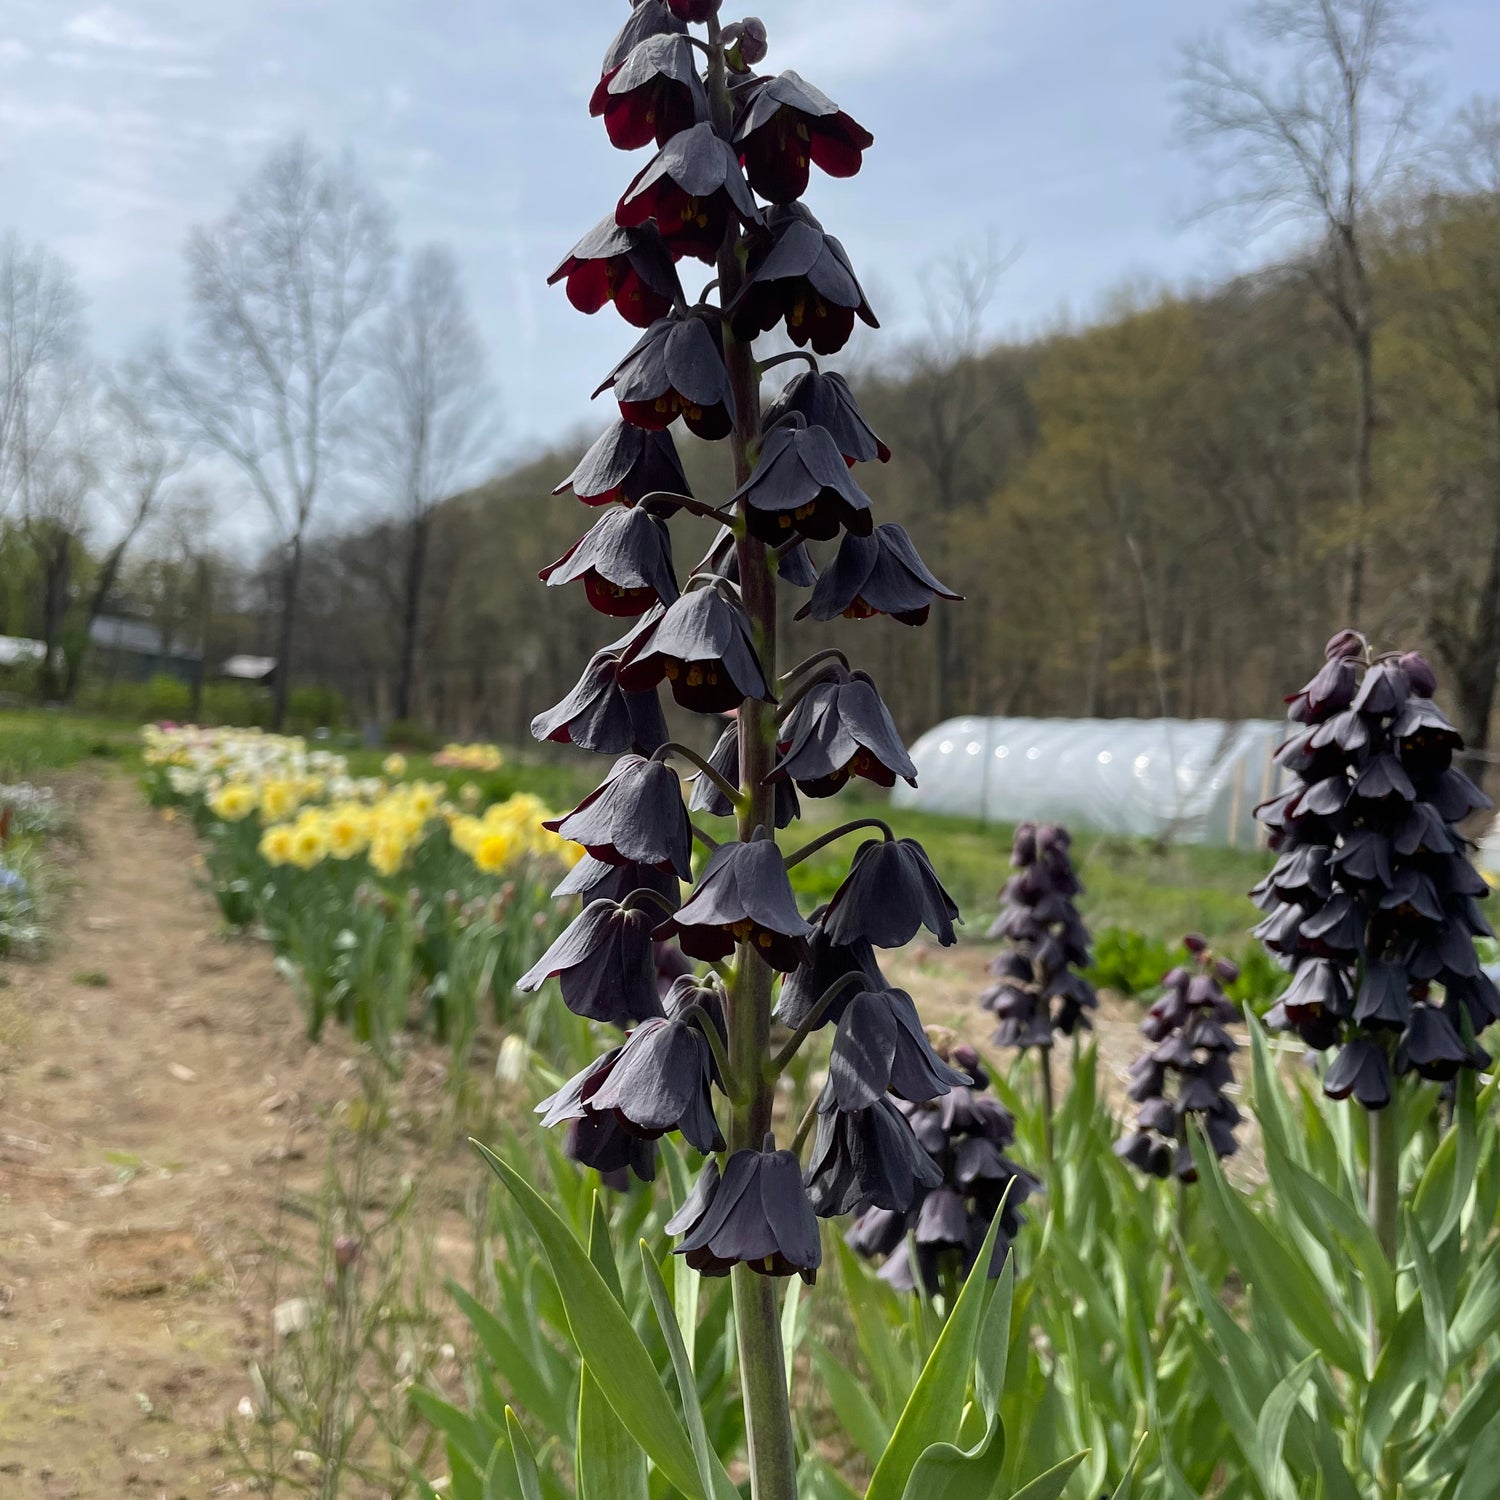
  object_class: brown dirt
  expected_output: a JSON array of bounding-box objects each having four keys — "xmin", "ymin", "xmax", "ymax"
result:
[{"xmin": 0, "ymin": 775, "xmax": 467, "ymax": 1499}]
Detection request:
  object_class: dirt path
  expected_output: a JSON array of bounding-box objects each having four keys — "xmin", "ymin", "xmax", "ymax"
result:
[{"xmin": 0, "ymin": 775, "xmax": 383, "ymax": 1499}]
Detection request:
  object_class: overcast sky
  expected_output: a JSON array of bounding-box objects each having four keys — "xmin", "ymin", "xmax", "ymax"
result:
[{"xmin": 3, "ymin": 0, "xmax": 1498, "ymax": 473}]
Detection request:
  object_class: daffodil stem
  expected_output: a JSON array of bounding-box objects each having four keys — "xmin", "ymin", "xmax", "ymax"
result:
[
  {"xmin": 769, "ymin": 971, "xmax": 864, "ymax": 1075},
  {"xmin": 782, "ymin": 817, "xmax": 895, "ymax": 871},
  {"xmin": 710, "ymin": 11, "xmax": 798, "ymax": 1497},
  {"xmin": 655, "ymin": 742, "xmax": 743, "ymax": 808}
]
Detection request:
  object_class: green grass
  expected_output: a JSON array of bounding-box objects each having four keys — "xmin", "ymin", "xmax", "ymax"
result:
[{"xmin": 0, "ymin": 709, "xmax": 142, "ymax": 780}]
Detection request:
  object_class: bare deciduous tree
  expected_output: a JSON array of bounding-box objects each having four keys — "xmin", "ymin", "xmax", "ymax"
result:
[
  {"xmin": 1177, "ymin": 0, "xmax": 1429, "ymax": 623},
  {"xmin": 156, "ymin": 137, "xmax": 394, "ymax": 728},
  {"xmin": 358, "ymin": 244, "xmax": 496, "ymax": 723}
]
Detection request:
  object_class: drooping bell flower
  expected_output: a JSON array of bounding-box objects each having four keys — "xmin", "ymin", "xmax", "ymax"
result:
[
  {"xmin": 821, "ymin": 836, "xmax": 960, "ymax": 949},
  {"xmin": 599, "ymin": 1, "xmax": 685, "ymax": 81},
  {"xmin": 539, "ymin": 506, "xmax": 679, "ymax": 616},
  {"xmin": 617, "ymin": 578, "xmax": 774, "ymax": 714},
  {"xmin": 617, "ymin": 122, "xmax": 762, "ymax": 263},
  {"xmin": 774, "ymin": 910, "xmax": 887, "ymax": 1030},
  {"xmin": 554, "ymin": 421, "xmax": 692, "ymax": 510},
  {"xmin": 762, "ymin": 368, "xmax": 890, "ymax": 466},
  {"xmin": 694, "ymin": 523, "xmax": 816, "ymax": 589},
  {"xmin": 666, "ymin": 0, "xmax": 720, "ymax": 21},
  {"xmin": 804, "ymin": 1095, "xmax": 943, "ymax": 1216},
  {"xmin": 544, "ymin": 753, "xmax": 693, "ymax": 878},
  {"xmin": 566, "ymin": 1110, "xmax": 657, "ymax": 1187},
  {"xmin": 730, "ymin": 205, "xmax": 878, "ymax": 356},
  {"xmin": 689, "ymin": 719, "xmax": 800, "ymax": 829},
  {"xmin": 769, "ymin": 669, "xmax": 915, "ymax": 796},
  {"xmin": 653, "ymin": 829, "xmax": 812, "ymax": 971},
  {"xmin": 796, "ymin": 523, "xmax": 961, "ymax": 626},
  {"xmin": 1323, "ymin": 1038, "xmax": 1392, "ymax": 1109},
  {"xmin": 552, "ymin": 853, "xmax": 679, "ymax": 912},
  {"xmin": 826, "ymin": 988, "xmax": 969, "ymax": 1110},
  {"xmin": 673, "ymin": 1143, "xmax": 822, "ymax": 1282},
  {"xmin": 549, "ymin": 218, "xmax": 683, "ymax": 329},
  {"xmin": 530, "ymin": 627, "xmax": 671, "ymax": 757},
  {"xmin": 734, "ymin": 70, "xmax": 873, "ymax": 204},
  {"xmin": 1115, "ymin": 940, "xmax": 1241, "ymax": 1182},
  {"xmin": 729, "ymin": 414, "xmax": 874, "ymax": 543},
  {"xmin": 596, "ymin": 311, "xmax": 737, "ymax": 440},
  {"xmin": 541, "ymin": 1015, "xmax": 724, "ymax": 1155},
  {"xmin": 517, "ymin": 899, "xmax": 664, "ymax": 1025},
  {"xmin": 589, "ymin": 34, "xmax": 708, "ymax": 151}
]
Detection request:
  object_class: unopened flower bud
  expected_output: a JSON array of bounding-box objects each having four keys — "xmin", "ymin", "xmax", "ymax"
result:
[
  {"xmin": 1399, "ymin": 651, "xmax": 1437, "ymax": 698},
  {"xmin": 1214, "ymin": 956, "xmax": 1240, "ymax": 985},
  {"xmin": 333, "ymin": 1235, "xmax": 361, "ymax": 1273},
  {"xmin": 1183, "ymin": 933, "xmax": 1208, "ymax": 955},
  {"xmin": 723, "ymin": 16, "xmax": 767, "ymax": 65},
  {"xmin": 1325, "ymin": 628, "xmax": 1366, "ymax": 661}
]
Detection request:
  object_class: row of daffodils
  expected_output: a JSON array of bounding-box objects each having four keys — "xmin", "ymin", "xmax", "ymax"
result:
[{"xmin": 143, "ymin": 725, "xmax": 582, "ymax": 1056}]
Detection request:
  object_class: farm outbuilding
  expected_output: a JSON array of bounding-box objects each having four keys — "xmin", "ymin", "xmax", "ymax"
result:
[{"xmin": 891, "ymin": 716, "xmax": 1289, "ymax": 847}]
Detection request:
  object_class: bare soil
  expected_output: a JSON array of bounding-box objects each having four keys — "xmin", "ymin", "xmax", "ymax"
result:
[{"xmin": 0, "ymin": 775, "xmax": 468, "ymax": 1499}]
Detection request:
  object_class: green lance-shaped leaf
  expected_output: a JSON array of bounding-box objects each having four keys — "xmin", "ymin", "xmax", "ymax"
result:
[
  {"xmin": 1412, "ymin": 1066, "xmax": 1481, "ymax": 1250},
  {"xmin": 1254, "ymin": 1352, "xmax": 1317, "ymax": 1500},
  {"xmin": 1406, "ymin": 1206, "xmax": 1451, "ymax": 1430},
  {"xmin": 1409, "ymin": 1346, "xmax": 1500, "ymax": 1486},
  {"xmin": 1103, "ymin": 1432, "xmax": 1149, "ymax": 1500},
  {"xmin": 639, "ymin": 1240, "xmax": 740, "ymax": 1500},
  {"xmin": 1005, "ymin": 1450, "xmax": 1091, "ymax": 1500},
  {"xmin": 1448, "ymin": 1237, "xmax": 1500, "ymax": 1365},
  {"xmin": 865, "ymin": 1199, "xmax": 1006, "ymax": 1500},
  {"xmin": 506, "ymin": 1407, "xmax": 544, "ymax": 1500},
  {"xmin": 471, "ymin": 1139, "xmax": 704, "ymax": 1499},
  {"xmin": 448, "ymin": 1283, "xmax": 574, "ymax": 1439},
  {"xmin": 897, "ymin": 1255, "xmax": 1017, "ymax": 1500},
  {"xmin": 810, "ymin": 1345, "xmax": 892, "ymax": 1467},
  {"xmin": 1454, "ymin": 1417, "xmax": 1500, "ymax": 1500}
]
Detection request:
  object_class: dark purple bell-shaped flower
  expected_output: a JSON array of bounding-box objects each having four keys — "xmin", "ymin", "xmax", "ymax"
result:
[
  {"xmin": 730, "ymin": 205, "xmax": 878, "ymax": 356},
  {"xmin": 673, "ymin": 1145, "xmax": 822, "ymax": 1282},
  {"xmin": 589, "ymin": 34, "xmax": 708, "ymax": 151},
  {"xmin": 1324, "ymin": 1038, "xmax": 1392, "ymax": 1109},
  {"xmin": 769, "ymin": 669, "xmax": 915, "ymax": 796},
  {"xmin": 822, "ymin": 836, "xmax": 959, "ymax": 949},
  {"xmin": 827, "ymin": 989, "xmax": 969, "ymax": 1109},
  {"xmin": 539, "ymin": 506, "xmax": 679, "ymax": 617},
  {"xmin": 734, "ymin": 69, "xmax": 873, "ymax": 203},
  {"xmin": 689, "ymin": 719, "xmax": 800, "ymax": 829},
  {"xmin": 1395, "ymin": 1004, "xmax": 1474, "ymax": 1082},
  {"xmin": 694, "ymin": 522, "xmax": 817, "ymax": 589},
  {"xmin": 554, "ymin": 421, "xmax": 692, "ymax": 510},
  {"xmin": 550, "ymin": 218, "xmax": 683, "ymax": 327},
  {"xmin": 544, "ymin": 753, "xmax": 693, "ymax": 878},
  {"xmin": 531, "ymin": 627, "xmax": 671, "ymax": 757},
  {"xmin": 762, "ymin": 369, "xmax": 890, "ymax": 466},
  {"xmin": 666, "ymin": 0, "xmax": 721, "ymax": 22},
  {"xmin": 730, "ymin": 415, "xmax": 874, "ymax": 543},
  {"xmin": 552, "ymin": 853, "xmax": 678, "ymax": 912},
  {"xmin": 617, "ymin": 579, "xmax": 774, "ymax": 713},
  {"xmin": 796, "ymin": 523, "xmax": 961, "ymax": 626},
  {"xmin": 773, "ymin": 912, "xmax": 887, "ymax": 1030},
  {"xmin": 617, "ymin": 122, "xmax": 762, "ymax": 264},
  {"xmin": 599, "ymin": 1, "xmax": 684, "ymax": 79},
  {"xmin": 517, "ymin": 900, "xmax": 664, "ymax": 1025},
  {"xmin": 653, "ymin": 830, "xmax": 812, "ymax": 971},
  {"xmin": 596, "ymin": 312, "xmax": 737, "ymax": 440},
  {"xmin": 805, "ymin": 1095, "xmax": 943, "ymax": 1216},
  {"xmin": 566, "ymin": 1111, "xmax": 657, "ymax": 1187}
]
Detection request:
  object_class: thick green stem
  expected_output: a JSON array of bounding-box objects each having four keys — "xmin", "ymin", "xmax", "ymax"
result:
[
  {"xmin": 1368, "ymin": 1100, "xmax": 1401, "ymax": 1336},
  {"xmin": 1037, "ymin": 1044, "xmax": 1055, "ymax": 1163},
  {"xmin": 708, "ymin": 19, "xmax": 797, "ymax": 1500}
]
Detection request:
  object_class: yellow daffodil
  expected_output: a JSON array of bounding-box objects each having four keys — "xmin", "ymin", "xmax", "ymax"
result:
[
  {"xmin": 260, "ymin": 824, "xmax": 296, "ymax": 867},
  {"xmin": 474, "ymin": 831, "xmax": 513, "ymax": 874},
  {"xmin": 209, "ymin": 782, "xmax": 257, "ymax": 822},
  {"xmin": 382, "ymin": 753, "xmax": 408, "ymax": 779}
]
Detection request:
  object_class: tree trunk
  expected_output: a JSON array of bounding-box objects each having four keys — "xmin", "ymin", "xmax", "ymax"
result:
[
  {"xmin": 395, "ymin": 510, "xmax": 429, "ymax": 725},
  {"xmin": 1450, "ymin": 409, "xmax": 1500, "ymax": 788},
  {"xmin": 36, "ymin": 529, "xmax": 73, "ymax": 701},
  {"xmin": 272, "ymin": 534, "xmax": 304, "ymax": 731},
  {"xmin": 63, "ymin": 540, "xmax": 131, "ymax": 703},
  {"xmin": 1345, "ymin": 318, "xmax": 1376, "ymax": 626}
]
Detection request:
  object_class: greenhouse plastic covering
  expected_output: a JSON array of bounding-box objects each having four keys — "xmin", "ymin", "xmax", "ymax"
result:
[{"xmin": 892, "ymin": 716, "xmax": 1290, "ymax": 847}]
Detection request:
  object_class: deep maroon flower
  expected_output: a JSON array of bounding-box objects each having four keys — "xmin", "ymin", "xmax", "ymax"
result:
[
  {"xmin": 762, "ymin": 369, "xmax": 889, "ymax": 466},
  {"xmin": 539, "ymin": 507, "xmax": 679, "ymax": 617},
  {"xmin": 531, "ymin": 625, "xmax": 671, "ymax": 757},
  {"xmin": 653, "ymin": 831, "xmax": 812, "ymax": 971},
  {"xmin": 589, "ymin": 34, "xmax": 707, "ymax": 151},
  {"xmin": 552, "ymin": 854, "xmax": 678, "ymax": 911},
  {"xmin": 566, "ymin": 1110, "xmax": 657, "ymax": 1186},
  {"xmin": 550, "ymin": 218, "xmax": 682, "ymax": 328},
  {"xmin": 545, "ymin": 753, "xmax": 693, "ymax": 878},
  {"xmin": 666, "ymin": 0, "xmax": 720, "ymax": 21},
  {"xmin": 517, "ymin": 900, "xmax": 664, "ymax": 1025},
  {"xmin": 1395, "ymin": 1004, "xmax": 1475, "ymax": 1081},
  {"xmin": 731, "ymin": 206, "xmax": 877, "ymax": 355},
  {"xmin": 617, "ymin": 580, "xmax": 774, "ymax": 713},
  {"xmin": 734, "ymin": 70, "xmax": 873, "ymax": 203},
  {"xmin": 618, "ymin": 122, "xmax": 762, "ymax": 263},
  {"xmin": 769, "ymin": 669, "xmax": 915, "ymax": 796},
  {"xmin": 774, "ymin": 913, "xmax": 887, "ymax": 1030},
  {"xmin": 554, "ymin": 421, "xmax": 692, "ymax": 510},
  {"xmin": 673, "ymin": 1146, "xmax": 822, "ymax": 1282},
  {"xmin": 730, "ymin": 415, "xmax": 874, "ymax": 543},
  {"xmin": 805, "ymin": 1096, "xmax": 942, "ymax": 1216},
  {"xmin": 826, "ymin": 989, "xmax": 968, "ymax": 1109},
  {"xmin": 821, "ymin": 837, "xmax": 960, "ymax": 948},
  {"xmin": 694, "ymin": 523, "xmax": 817, "ymax": 589},
  {"xmin": 596, "ymin": 312, "xmax": 737, "ymax": 439},
  {"xmin": 796, "ymin": 523, "xmax": 961, "ymax": 626},
  {"xmin": 1323, "ymin": 1038, "xmax": 1392, "ymax": 1109},
  {"xmin": 689, "ymin": 719, "xmax": 800, "ymax": 829}
]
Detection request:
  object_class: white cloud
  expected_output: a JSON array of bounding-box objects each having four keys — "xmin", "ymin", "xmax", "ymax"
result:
[{"xmin": 66, "ymin": 4, "xmax": 186, "ymax": 52}]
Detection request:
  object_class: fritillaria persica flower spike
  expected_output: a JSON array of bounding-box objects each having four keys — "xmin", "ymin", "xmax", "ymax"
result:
[
  {"xmin": 509, "ymin": 11, "xmax": 977, "ymax": 1494},
  {"xmin": 1116, "ymin": 939, "xmax": 1242, "ymax": 1182}
]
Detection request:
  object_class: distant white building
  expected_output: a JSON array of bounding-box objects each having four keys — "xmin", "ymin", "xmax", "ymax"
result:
[{"xmin": 892, "ymin": 716, "xmax": 1289, "ymax": 848}]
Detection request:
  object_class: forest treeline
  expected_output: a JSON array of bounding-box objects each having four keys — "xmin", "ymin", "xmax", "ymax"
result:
[{"xmin": 290, "ymin": 172, "xmax": 1500, "ymax": 764}]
